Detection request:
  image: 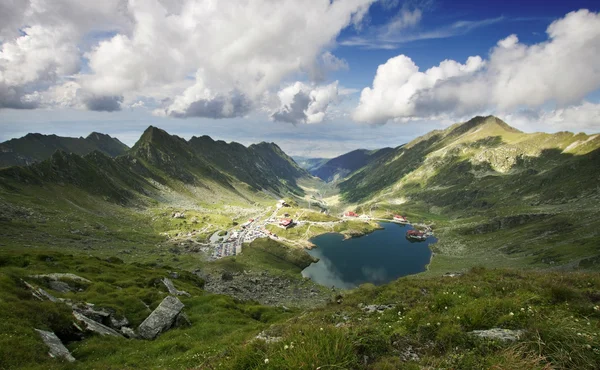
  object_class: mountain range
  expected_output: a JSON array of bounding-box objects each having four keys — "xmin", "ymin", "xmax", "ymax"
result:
[{"xmin": 0, "ymin": 132, "xmax": 129, "ymax": 168}]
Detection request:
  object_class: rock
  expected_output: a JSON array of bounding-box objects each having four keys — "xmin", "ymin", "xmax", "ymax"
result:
[
  {"xmin": 121, "ymin": 327, "xmax": 137, "ymax": 339},
  {"xmin": 49, "ymin": 280, "xmax": 72, "ymax": 293},
  {"xmin": 469, "ymin": 328, "xmax": 524, "ymax": 342},
  {"xmin": 443, "ymin": 272, "xmax": 463, "ymax": 278},
  {"xmin": 174, "ymin": 312, "xmax": 191, "ymax": 328},
  {"xmin": 74, "ymin": 303, "xmax": 111, "ymax": 323},
  {"xmin": 255, "ymin": 330, "xmax": 282, "ymax": 343},
  {"xmin": 109, "ymin": 316, "xmax": 130, "ymax": 329},
  {"xmin": 35, "ymin": 329, "xmax": 76, "ymax": 362},
  {"xmin": 137, "ymin": 296, "xmax": 184, "ymax": 340},
  {"xmin": 161, "ymin": 278, "xmax": 191, "ymax": 297},
  {"xmin": 398, "ymin": 345, "xmax": 420, "ymax": 362},
  {"xmin": 362, "ymin": 304, "xmax": 395, "ymax": 314},
  {"xmin": 22, "ymin": 280, "xmax": 58, "ymax": 302},
  {"xmin": 30, "ymin": 273, "xmax": 91, "ymax": 283},
  {"xmin": 169, "ymin": 272, "xmax": 180, "ymax": 279},
  {"xmin": 73, "ymin": 311, "xmax": 123, "ymax": 337}
]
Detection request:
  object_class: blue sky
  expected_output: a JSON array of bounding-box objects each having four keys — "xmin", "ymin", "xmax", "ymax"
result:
[{"xmin": 1, "ymin": 0, "xmax": 600, "ymax": 157}]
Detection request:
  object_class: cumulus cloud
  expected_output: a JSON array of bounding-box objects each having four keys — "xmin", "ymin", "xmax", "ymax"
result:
[
  {"xmin": 0, "ymin": 0, "xmax": 375, "ymax": 116},
  {"xmin": 354, "ymin": 9, "xmax": 600, "ymax": 124},
  {"xmin": 271, "ymin": 82, "xmax": 340, "ymax": 124},
  {"xmin": 506, "ymin": 102, "xmax": 600, "ymax": 132},
  {"xmin": 84, "ymin": 95, "xmax": 123, "ymax": 112}
]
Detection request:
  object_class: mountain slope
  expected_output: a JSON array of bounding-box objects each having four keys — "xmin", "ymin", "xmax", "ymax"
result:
[
  {"xmin": 340, "ymin": 115, "xmax": 600, "ymax": 205},
  {"xmin": 310, "ymin": 147, "xmax": 393, "ymax": 182},
  {"xmin": 0, "ymin": 132, "xmax": 129, "ymax": 168},
  {"xmin": 339, "ymin": 115, "xmax": 600, "ymax": 270}
]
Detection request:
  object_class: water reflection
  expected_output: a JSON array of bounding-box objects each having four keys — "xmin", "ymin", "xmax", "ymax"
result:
[{"xmin": 302, "ymin": 223, "xmax": 435, "ymax": 289}]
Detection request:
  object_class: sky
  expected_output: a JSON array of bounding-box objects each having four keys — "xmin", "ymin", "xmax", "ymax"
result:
[{"xmin": 1, "ymin": 0, "xmax": 600, "ymax": 157}]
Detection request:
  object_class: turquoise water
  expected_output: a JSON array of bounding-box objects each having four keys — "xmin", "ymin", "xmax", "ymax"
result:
[{"xmin": 302, "ymin": 222, "xmax": 436, "ymax": 289}]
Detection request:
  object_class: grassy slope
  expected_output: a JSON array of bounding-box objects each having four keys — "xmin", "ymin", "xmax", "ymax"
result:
[
  {"xmin": 223, "ymin": 267, "xmax": 600, "ymax": 370},
  {"xmin": 0, "ymin": 249, "xmax": 297, "ymax": 370}
]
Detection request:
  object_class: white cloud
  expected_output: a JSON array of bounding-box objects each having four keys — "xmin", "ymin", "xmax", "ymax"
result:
[
  {"xmin": 505, "ymin": 102, "xmax": 600, "ymax": 133},
  {"xmin": 353, "ymin": 55, "xmax": 484, "ymax": 124},
  {"xmin": 354, "ymin": 9, "xmax": 600, "ymax": 126},
  {"xmin": 0, "ymin": 0, "xmax": 375, "ymax": 116},
  {"xmin": 271, "ymin": 81, "xmax": 341, "ymax": 124}
]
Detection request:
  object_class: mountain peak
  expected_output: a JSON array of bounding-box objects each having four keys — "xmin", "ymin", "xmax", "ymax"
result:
[{"xmin": 448, "ymin": 115, "xmax": 521, "ymax": 138}]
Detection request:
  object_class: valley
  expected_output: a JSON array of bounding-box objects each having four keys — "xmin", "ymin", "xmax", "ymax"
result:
[{"xmin": 1, "ymin": 116, "xmax": 599, "ymax": 369}]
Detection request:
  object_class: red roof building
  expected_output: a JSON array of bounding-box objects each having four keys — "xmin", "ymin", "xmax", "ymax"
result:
[
  {"xmin": 344, "ymin": 211, "xmax": 358, "ymax": 217},
  {"xmin": 279, "ymin": 218, "xmax": 293, "ymax": 227},
  {"xmin": 394, "ymin": 215, "xmax": 407, "ymax": 221}
]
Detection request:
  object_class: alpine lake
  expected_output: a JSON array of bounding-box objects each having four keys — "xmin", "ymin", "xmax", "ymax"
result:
[{"xmin": 302, "ymin": 222, "xmax": 436, "ymax": 289}]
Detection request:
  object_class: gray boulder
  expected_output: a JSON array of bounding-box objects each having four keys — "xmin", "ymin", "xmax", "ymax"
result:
[
  {"xmin": 162, "ymin": 277, "xmax": 191, "ymax": 297},
  {"xmin": 35, "ymin": 329, "xmax": 75, "ymax": 362},
  {"xmin": 48, "ymin": 280, "xmax": 72, "ymax": 293},
  {"xmin": 110, "ymin": 316, "xmax": 130, "ymax": 329},
  {"xmin": 22, "ymin": 280, "xmax": 58, "ymax": 302},
  {"xmin": 73, "ymin": 311, "xmax": 123, "ymax": 337},
  {"xmin": 121, "ymin": 327, "xmax": 137, "ymax": 339},
  {"xmin": 137, "ymin": 296, "xmax": 185, "ymax": 339},
  {"xmin": 361, "ymin": 304, "xmax": 395, "ymax": 314},
  {"xmin": 469, "ymin": 328, "xmax": 524, "ymax": 342}
]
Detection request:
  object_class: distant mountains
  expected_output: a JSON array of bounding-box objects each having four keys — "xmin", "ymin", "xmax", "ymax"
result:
[
  {"xmin": 0, "ymin": 126, "xmax": 309, "ymax": 204},
  {"xmin": 305, "ymin": 148, "xmax": 394, "ymax": 182},
  {"xmin": 293, "ymin": 157, "xmax": 329, "ymax": 173},
  {"xmin": 0, "ymin": 132, "xmax": 129, "ymax": 168}
]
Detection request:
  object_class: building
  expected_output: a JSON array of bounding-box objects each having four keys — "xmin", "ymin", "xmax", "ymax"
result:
[
  {"xmin": 344, "ymin": 211, "xmax": 358, "ymax": 217},
  {"xmin": 394, "ymin": 215, "xmax": 408, "ymax": 223},
  {"xmin": 279, "ymin": 218, "xmax": 294, "ymax": 229}
]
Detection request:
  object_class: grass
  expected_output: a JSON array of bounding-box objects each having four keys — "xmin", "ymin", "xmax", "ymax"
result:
[
  {"xmin": 219, "ymin": 267, "xmax": 600, "ymax": 369},
  {"xmin": 0, "ymin": 250, "xmax": 295, "ymax": 370}
]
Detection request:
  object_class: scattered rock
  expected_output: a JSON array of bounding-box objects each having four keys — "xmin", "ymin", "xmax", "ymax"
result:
[
  {"xmin": 30, "ymin": 273, "xmax": 91, "ymax": 283},
  {"xmin": 169, "ymin": 272, "xmax": 180, "ymax": 279},
  {"xmin": 137, "ymin": 296, "xmax": 185, "ymax": 340},
  {"xmin": 255, "ymin": 330, "xmax": 282, "ymax": 343},
  {"xmin": 172, "ymin": 212, "xmax": 185, "ymax": 219},
  {"xmin": 121, "ymin": 327, "xmax": 137, "ymax": 339},
  {"xmin": 35, "ymin": 329, "xmax": 76, "ymax": 362},
  {"xmin": 398, "ymin": 345, "xmax": 420, "ymax": 362},
  {"xmin": 469, "ymin": 328, "xmax": 524, "ymax": 342},
  {"xmin": 22, "ymin": 280, "xmax": 58, "ymax": 302},
  {"xmin": 162, "ymin": 277, "xmax": 191, "ymax": 297},
  {"xmin": 443, "ymin": 272, "xmax": 463, "ymax": 278},
  {"xmin": 361, "ymin": 304, "xmax": 395, "ymax": 314},
  {"xmin": 73, "ymin": 311, "xmax": 123, "ymax": 337}
]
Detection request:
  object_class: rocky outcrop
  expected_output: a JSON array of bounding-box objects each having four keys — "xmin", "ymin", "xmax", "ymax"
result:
[
  {"xmin": 73, "ymin": 311, "xmax": 123, "ymax": 337},
  {"xmin": 137, "ymin": 296, "xmax": 185, "ymax": 340},
  {"xmin": 202, "ymin": 270, "xmax": 329, "ymax": 308},
  {"xmin": 35, "ymin": 329, "xmax": 76, "ymax": 362},
  {"xmin": 161, "ymin": 278, "xmax": 191, "ymax": 297},
  {"xmin": 469, "ymin": 328, "xmax": 524, "ymax": 342},
  {"xmin": 22, "ymin": 280, "xmax": 58, "ymax": 302},
  {"xmin": 360, "ymin": 304, "xmax": 395, "ymax": 314}
]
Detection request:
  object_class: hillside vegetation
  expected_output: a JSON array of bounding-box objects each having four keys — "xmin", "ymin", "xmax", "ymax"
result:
[{"xmin": 340, "ymin": 116, "xmax": 600, "ymax": 273}]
